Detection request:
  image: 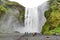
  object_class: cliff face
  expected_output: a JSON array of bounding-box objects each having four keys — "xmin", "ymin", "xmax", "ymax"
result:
[
  {"xmin": 42, "ymin": 0, "xmax": 60, "ymax": 35},
  {"xmin": 0, "ymin": 0, "xmax": 25, "ymax": 23},
  {"xmin": 0, "ymin": 0, "xmax": 25, "ymax": 33}
]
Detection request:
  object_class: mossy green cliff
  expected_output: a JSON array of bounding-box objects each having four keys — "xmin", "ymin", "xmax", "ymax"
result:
[
  {"xmin": 0, "ymin": 0, "xmax": 25, "ymax": 23},
  {"xmin": 42, "ymin": 0, "xmax": 60, "ymax": 35}
]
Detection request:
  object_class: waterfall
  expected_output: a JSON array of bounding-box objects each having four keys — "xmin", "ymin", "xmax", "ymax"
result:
[
  {"xmin": 0, "ymin": 0, "xmax": 48, "ymax": 33},
  {"xmin": 24, "ymin": 7, "xmax": 39, "ymax": 33},
  {"xmin": 24, "ymin": 2, "xmax": 48, "ymax": 33},
  {"xmin": 15, "ymin": 7, "xmax": 39, "ymax": 33}
]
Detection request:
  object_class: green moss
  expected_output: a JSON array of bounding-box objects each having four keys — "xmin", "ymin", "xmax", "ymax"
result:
[
  {"xmin": 6, "ymin": 1, "xmax": 25, "ymax": 23},
  {"xmin": 42, "ymin": 0, "xmax": 60, "ymax": 35},
  {"xmin": 0, "ymin": 5, "xmax": 8, "ymax": 19},
  {"xmin": 0, "ymin": 0, "xmax": 25, "ymax": 22}
]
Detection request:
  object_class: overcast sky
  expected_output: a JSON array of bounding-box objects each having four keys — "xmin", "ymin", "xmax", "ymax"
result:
[{"xmin": 9, "ymin": 0, "xmax": 48, "ymax": 8}]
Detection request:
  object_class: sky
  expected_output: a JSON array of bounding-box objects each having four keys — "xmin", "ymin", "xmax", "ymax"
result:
[{"xmin": 9, "ymin": 0, "xmax": 48, "ymax": 8}]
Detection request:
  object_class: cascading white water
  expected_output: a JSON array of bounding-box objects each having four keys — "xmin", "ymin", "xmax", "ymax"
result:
[
  {"xmin": 24, "ymin": 2, "xmax": 48, "ymax": 33},
  {"xmin": 25, "ymin": 7, "xmax": 39, "ymax": 33}
]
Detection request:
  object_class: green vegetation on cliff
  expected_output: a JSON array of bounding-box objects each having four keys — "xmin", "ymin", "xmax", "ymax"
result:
[
  {"xmin": 0, "ymin": 0, "xmax": 25, "ymax": 23},
  {"xmin": 42, "ymin": 0, "xmax": 60, "ymax": 35}
]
